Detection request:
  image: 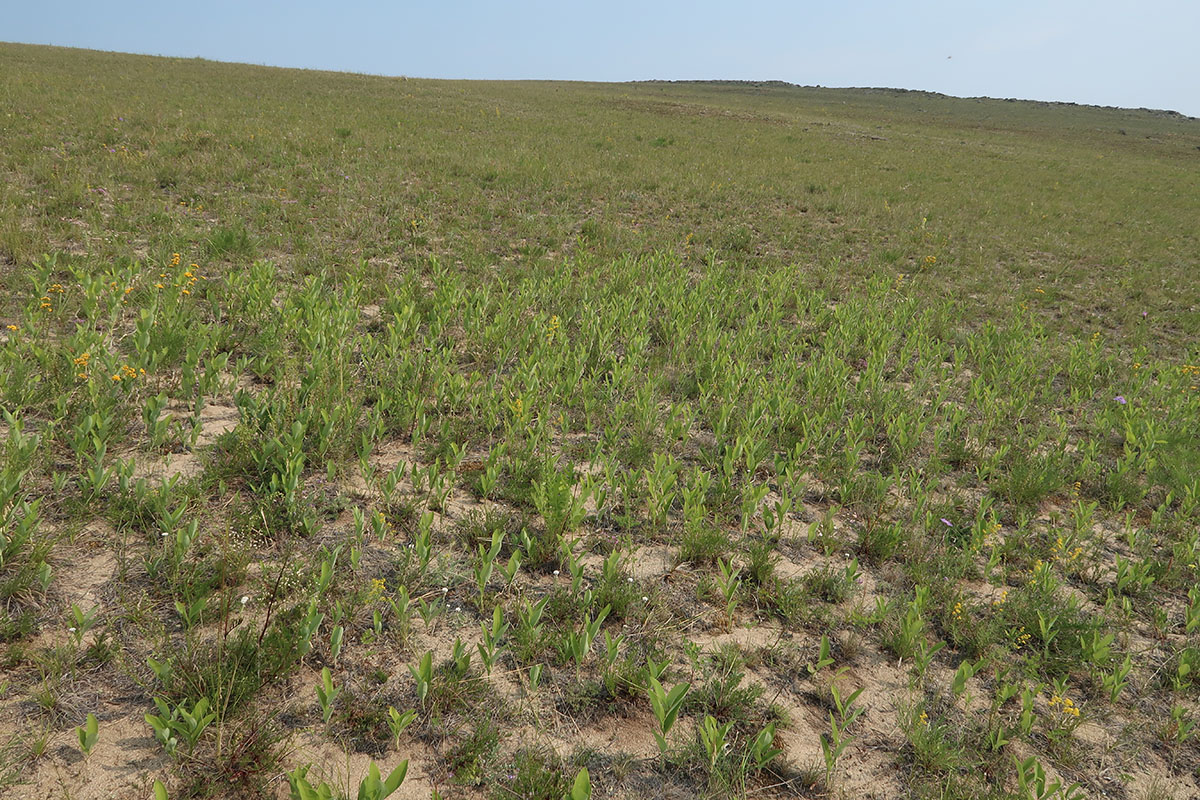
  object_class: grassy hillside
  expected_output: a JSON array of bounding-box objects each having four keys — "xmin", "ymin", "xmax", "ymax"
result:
[
  {"xmin": 1, "ymin": 42, "xmax": 1199, "ymax": 799},
  {"xmin": 4, "ymin": 43, "xmax": 1198, "ymax": 349}
]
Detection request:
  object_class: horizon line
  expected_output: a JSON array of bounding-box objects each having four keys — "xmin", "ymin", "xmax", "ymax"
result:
[{"xmin": 4, "ymin": 39, "xmax": 1196, "ymax": 122}]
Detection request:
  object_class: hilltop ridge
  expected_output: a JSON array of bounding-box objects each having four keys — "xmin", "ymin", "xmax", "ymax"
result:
[{"xmin": 633, "ymin": 78, "xmax": 1198, "ymax": 120}]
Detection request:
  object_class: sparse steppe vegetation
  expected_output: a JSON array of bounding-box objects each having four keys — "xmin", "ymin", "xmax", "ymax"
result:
[{"xmin": 1, "ymin": 41, "xmax": 1199, "ymax": 799}]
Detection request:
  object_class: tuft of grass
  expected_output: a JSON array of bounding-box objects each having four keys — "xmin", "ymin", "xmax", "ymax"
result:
[{"xmin": 204, "ymin": 224, "xmax": 255, "ymax": 260}]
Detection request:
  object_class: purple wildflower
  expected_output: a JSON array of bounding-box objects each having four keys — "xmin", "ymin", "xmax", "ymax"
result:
[
  {"xmin": 940, "ymin": 518, "xmax": 953, "ymax": 527},
  {"xmin": 1115, "ymin": 396, "xmax": 1127, "ymax": 405}
]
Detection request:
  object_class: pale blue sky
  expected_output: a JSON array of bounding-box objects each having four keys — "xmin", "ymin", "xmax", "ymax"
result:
[{"xmin": 5, "ymin": 1, "xmax": 1198, "ymax": 116}]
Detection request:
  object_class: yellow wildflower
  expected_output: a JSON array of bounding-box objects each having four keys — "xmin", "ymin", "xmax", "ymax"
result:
[{"xmin": 1048, "ymin": 694, "xmax": 1080, "ymax": 718}]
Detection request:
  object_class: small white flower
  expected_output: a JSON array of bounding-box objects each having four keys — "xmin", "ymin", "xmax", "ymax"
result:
[
  {"xmin": 441, "ymin": 587, "xmax": 448, "ymax": 593},
  {"xmin": 240, "ymin": 596, "xmax": 249, "ymax": 605},
  {"xmin": 68, "ymin": 627, "xmax": 77, "ymax": 632},
  {"xmin": 553, "ymin": 570, "xmax": 560, "ymax": 576},
  {"xmin": 455, "ymin": 606, "xmax": 462, "ymax": 612},
  {"xmin": 641, "ymin": 596, "xmax": 649, "ymax": 603},
  {"xmin": 161, "ymin": 531, "xmax": 169, "ymax": 537},
  {"xmin": 627, "ymin": 577, "xmax": 634, "ymax": 583}
]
